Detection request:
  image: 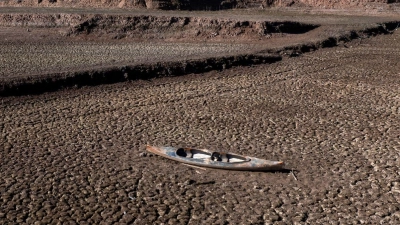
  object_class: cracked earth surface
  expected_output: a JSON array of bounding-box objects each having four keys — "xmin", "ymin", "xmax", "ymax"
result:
[{"xmin": 1, "ymin": 30, "xmax": 400, "ymax": 224}]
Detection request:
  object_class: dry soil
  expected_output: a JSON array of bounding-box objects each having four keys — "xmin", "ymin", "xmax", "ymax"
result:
[{"xmin": 1, "ymin": 7, "xmax": 400, "ymax": 225}]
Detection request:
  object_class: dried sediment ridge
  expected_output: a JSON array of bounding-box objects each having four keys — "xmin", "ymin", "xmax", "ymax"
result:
[
  {"xmin": 67, "ymin": 15, "xmax": 319, "ymax": 39},
  {"xmin": 0, "ymin": 13, "xmax": 319, "ymax": 40},
  {"xmin": 0, "ymin": 13, "xmax": 85, "ymax": 27}
]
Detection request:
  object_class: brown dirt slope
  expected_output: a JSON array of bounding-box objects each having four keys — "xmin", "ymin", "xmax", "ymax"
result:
[
  {"xmin": 64, "ymin": 15, "xmax": 318, "ymax": 40},
  {"xmin": 1, "ymin": 0, "xmax": 400, "ymax": 9}
]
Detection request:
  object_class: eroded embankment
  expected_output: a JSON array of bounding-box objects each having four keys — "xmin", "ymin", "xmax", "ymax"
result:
[
  {"xmin": 1, "ymin": 0, "xmax": 400, "ymax": 10},
  {"xmin": 0, "ymin": 54, "xmax": 281, "ymax": 96},
  {"xmin": 66, "ymin": 15, "xmax": 319, "ymax": 40},
  {"xmin": 0, "ymin": 13, "xmax": 319, "ymax": 40}
]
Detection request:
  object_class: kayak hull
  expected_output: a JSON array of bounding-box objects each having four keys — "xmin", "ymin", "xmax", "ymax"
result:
[{"xmin": 146, "ymin": 145, "xmax": 284, "ymax": 171}]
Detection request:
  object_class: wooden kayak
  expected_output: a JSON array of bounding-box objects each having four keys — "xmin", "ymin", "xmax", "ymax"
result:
[{"xmin": 146, "ymin": 145, "xmax": 284, "ymax": 171}]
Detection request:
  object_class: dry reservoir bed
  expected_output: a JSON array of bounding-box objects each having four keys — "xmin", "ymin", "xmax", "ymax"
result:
[
  {"xmin": 1, "ymin": 28, "xmax": 399, "ymax": 224},
  {"xmin": 1, "ymin": 9, "xmax": 400, "ymax": 96},
  {"xmin": 0, "ymin": 41, "xmax": 261, "ymax": 79}
]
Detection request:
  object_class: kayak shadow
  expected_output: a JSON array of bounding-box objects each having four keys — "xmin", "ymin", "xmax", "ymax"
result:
[
  {"xmin": 246, "ymin": 168, "xmax": 298, "ymax": 174},
  {"xmin": 182, "ymin": 163, "xmax": 297, "ymax": 173}
]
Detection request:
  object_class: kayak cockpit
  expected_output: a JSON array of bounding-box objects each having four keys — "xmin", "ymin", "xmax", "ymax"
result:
[{"xmin": 176, "ymin": 148, "xmax": 249, "ymax": 163}]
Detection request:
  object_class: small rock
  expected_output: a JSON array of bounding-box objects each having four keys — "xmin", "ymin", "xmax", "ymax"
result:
[
  {"xmin": 4, "ymin": 143, "xmax": 12, "ymax": 151},
  {"xmin": 184, "ymin": 179, "xmax": 196, "ymax": 186}
]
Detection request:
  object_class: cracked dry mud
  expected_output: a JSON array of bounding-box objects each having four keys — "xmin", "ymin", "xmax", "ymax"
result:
[
  {"xmin": 0, "ymin": 41, "xmax": 261, "ymax": 79},
  {"xmin": 1, "ymin": 29, "xmax": 400, "ymax": 224},
  {"xmin": 1, "ymin": 6, "xmax": 400, "ymax": 223}
]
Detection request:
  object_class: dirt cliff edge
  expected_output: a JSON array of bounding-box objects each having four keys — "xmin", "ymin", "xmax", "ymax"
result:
[{"xmin": 1, "ymin": 0, "xmax": 400, "ymax": 10}]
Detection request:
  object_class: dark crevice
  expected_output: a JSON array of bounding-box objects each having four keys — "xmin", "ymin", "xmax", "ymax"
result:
[
  {"xmin": 272, "ymin": 21, "xmax": 400, "ymax": 58},
  {"xmin": 0, "ymin": 54, "xmax": 281, "ymax": 96}
]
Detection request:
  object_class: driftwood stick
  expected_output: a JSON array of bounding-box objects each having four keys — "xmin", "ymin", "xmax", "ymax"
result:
[
  {"xmin": 291, "ymin": 170, "xmax": 298, "ymax": 181},
  {"xmin": 182, "ymin": 163, "xmax": 207, "ymax": 171}
]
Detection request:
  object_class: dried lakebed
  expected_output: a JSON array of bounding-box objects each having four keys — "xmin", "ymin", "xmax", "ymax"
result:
[
  {"xmin": 0, "ymin": 42, "xmax": 262, "ymax": 78},
  {"xmin": 0, "ymin": 10, "xmax": 399, "ymax": 96},
  {"xmin": 1, "ymin": 28, "xmax": 399, "ymax": 224}
]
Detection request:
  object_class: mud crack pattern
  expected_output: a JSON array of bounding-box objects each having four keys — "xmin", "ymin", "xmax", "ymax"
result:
[{"xmin": 1, "ymin": 31, "xmax": 400, "ymax": 224}]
